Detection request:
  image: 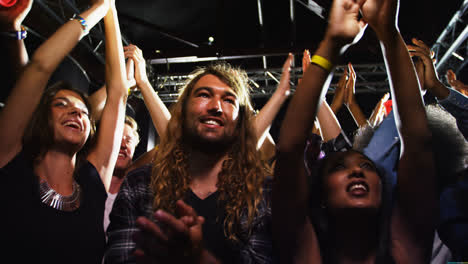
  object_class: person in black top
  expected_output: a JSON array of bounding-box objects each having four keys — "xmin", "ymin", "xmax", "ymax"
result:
[{"xmin": 0, "ymin": 0, "xmax": 129, "ymax": 262}]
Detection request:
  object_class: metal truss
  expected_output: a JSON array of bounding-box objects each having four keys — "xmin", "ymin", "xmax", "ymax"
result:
[
  {"xmin": 142, "ymin": 61, "xmax": 389, "ymax": 103},
  {"xmin": 432, "ymin": 0, "xmax": 468, "ymax": 82}
]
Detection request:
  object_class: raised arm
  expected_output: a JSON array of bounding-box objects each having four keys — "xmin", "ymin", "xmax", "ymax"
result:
[
  {"xmin": 408, "ymin": 39, "xmax": 468, "ymax": 139},
  {"xmin": 124, "ymin": 44, "xmax": 171, "ymax": 138},
  {"xmin": 273, "ymin": 0, "xmax": 367, "ymax": 262},
  {"xmin": 87, "ymin": 1, "xmax": 127, "ymax": 192},
  {"xmin": 0, "ymin": 0, "xmax": 32, "ymax": 91},
  {"xmin": 254, "ymin": 53, "xmax": 293, "ymax": 149},
  {"xmin": 316, "ymin": 100, "xmax": 343, "ymax": 142},
  {"xmin": 303, "ymin": 50, "xmax": 343, "ymax": 142},
  {"xmin": 361, "ymin": 0, "xmax": 436, "ymax": 261},
  {"xmin": 0, "ymin": 0, "xmax": 109, "ymax": 168},
  {"xmin": 88, "ymin": 59, "xmax": 136, "ymax": 121},
  {"xmin": 407, "ymin": 38, "xmax": 449, "ymax": 100},
  {"xmin": 88, "ymin": 84, "xmax": 107, "ymax": 121}
]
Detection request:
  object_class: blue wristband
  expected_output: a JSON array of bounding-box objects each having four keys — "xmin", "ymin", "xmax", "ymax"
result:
[
  {"xmin": 0, "ymin": 25, "xmax": 27, "ymax": 40},
  {"xmin": 71, "ymin": 15, "xmax": 89, "ymax": 34}
]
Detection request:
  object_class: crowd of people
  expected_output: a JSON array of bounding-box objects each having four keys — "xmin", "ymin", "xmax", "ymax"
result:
[{"xmin": 0, "ymin": 0, "xmax": 467, "ymax": 263}]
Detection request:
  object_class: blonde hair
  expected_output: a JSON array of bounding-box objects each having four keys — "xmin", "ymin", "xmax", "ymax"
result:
[
  {"xmin": 150, "ymin": 63, "xmax": 269, "ymax": 240},
  {"xmin": 124, "ymin": 115, "xmax": 140, "ymax": 144}
]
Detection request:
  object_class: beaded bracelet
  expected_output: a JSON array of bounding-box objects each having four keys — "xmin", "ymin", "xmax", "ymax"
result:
[
  {"xmin": 70, "ymin": 15, "xmax": 89, "ymax": 35},
  {"xmin": 0, "ymin": 25, "xmax": 27, "ymax": 40},
  {"xmin": 310, "ymin": 55, "xmax": 333, "ymax": 73}
]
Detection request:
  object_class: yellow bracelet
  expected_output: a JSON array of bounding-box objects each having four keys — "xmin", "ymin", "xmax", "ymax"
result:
[{"xmin": 310, "ymin": 55, "xmax": 333, "ymax": 72}]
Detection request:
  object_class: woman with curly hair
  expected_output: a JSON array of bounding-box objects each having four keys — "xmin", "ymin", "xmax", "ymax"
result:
[{"xmin": 106, "ymin": 63, "xmax": 275, "ymax": 263}]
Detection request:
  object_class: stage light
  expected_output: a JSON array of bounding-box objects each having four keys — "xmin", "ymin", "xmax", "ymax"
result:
[{"xmin": 208, "ymin": 36, "xmax": 214, "ymax": 44}]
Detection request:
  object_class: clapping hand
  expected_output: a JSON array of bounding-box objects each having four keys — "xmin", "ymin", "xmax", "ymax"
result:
[
  {"xmin": 368, "ymin": 93, "xmax": 390, "ymax": 128},
  {"xmin": 133, "ymin": 200, "xmax": 209, "ymax": 264},
  {"xmin": 278, "ymin": 53, "xmax": 294, "ymax": 96},
  {"xmin": 446, "ymin": 69, "xmax": 468, "ymax": 96},
  {"xmin": 124, "ymin": 44, "xmax": 151, "ymax": 88},
  {"xmin": 325, "ymin": 0, "xmax": 368, "ymax": 52},
  {"xmin": 330, "ymin": 65, "xmax": 348, "ymax": 113},
  {"xmin": 407, "ymin": 38, "xmax": 438, "ymax": 92},
  {"xmin": 343, "ymin": 62, "xmax": 357, "ymax": 107}
]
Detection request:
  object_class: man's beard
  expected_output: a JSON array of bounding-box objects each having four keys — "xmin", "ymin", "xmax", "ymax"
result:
[{"xmin": 182, "ymin": 126, "xmax": 236, "ymax": 155}]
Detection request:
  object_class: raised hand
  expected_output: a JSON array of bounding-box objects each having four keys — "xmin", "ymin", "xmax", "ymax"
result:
[
  {"xmin": 330, "ymin": 66, "xmax": 348, "ymax": 113},
  {"xmin": 408, "ymin": 38, "xmax": 450, "ymax": 99},
  {"xmin": 343, "ymin": 62, "xmax": 357, "ymax": 106},
  {"xmin": 361, "ymin": 0, "xmax": 399, "ymax": 40},
  {"xmin": 0, "ymin": 0, "xmax": 32, "ymax": 31},
  {"xmin": 325, "ymin": 0, "xmax": 367, "ymax": 51},
  {"xmin": 407, "ymin": 39, "xmax": 438, "ymax": 89},
  {"xmin": 368, "ymin": 92, "xmax": 389, "ymax": 127},
  {"xmin": 124, "ymin": 44, "xmax": 150, "ymax": 87},
  {"xmin": 342, "ymin": 62, "xmax": 368, "ymax": 127},
  {"xmin": 302, "ymin": 49, "xmax": 311, "ymax": 73},
  {"xmin": 298, "ymin": 49, "xmax": 310, "ymax": 85},
  {"xmin": 446, "ymin": 69, "xmax": 468, "ymax": 96},
  {"xmin": 278, "ymin": 53, "xmax": 293, "ymax": 96}
]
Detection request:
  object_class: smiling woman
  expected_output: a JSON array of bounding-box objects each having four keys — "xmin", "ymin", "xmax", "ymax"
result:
[
  {"xmin": 22, "ymin": 81, "xmax": 95, "ymax": 164},
  {"xmin": 319, "ymin": 150, "xmax": 383, "ymax": 212},
  {"xmin": 0, "ymin": 0, "xmax": 129, "ymax": 263},
  {"xmin": 309, "ymin": 149, "xmax": 392, "ymax": 262}
]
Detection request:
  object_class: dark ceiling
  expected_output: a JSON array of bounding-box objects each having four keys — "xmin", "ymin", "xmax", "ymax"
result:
[{"xmin": 19, "ymin": 0, "xmax": 464, "ymax": 89}]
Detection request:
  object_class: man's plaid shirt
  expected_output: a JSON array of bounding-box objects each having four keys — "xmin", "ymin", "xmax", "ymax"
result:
[{"xmin": 104, "ymin": 164, "xmax": 274, "ymax": 263}]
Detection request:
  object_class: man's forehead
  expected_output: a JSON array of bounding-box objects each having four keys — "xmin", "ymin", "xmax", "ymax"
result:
[{"xmin": 192, "ymin": 74, "xmax": 238, "ymax": 97}]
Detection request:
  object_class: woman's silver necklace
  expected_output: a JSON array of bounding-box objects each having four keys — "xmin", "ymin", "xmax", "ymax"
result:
[{"xmin": 39, "ymin": 179, "xmax": 81, "ymax": 211}]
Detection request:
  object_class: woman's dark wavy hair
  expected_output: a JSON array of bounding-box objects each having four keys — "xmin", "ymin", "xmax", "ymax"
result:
[
  {"xmin": 309, "ymin": 149, "xmax": 395, "ymax": 264},
  {"xmin": 22, "ymin": 81, "xmax": 96, "ymax": 169}
]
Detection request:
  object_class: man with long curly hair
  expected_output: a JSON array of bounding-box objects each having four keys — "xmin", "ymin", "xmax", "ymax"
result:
[{"xmin": 105, "ymin": 63, "xmax": 273, "ymax": 264}]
